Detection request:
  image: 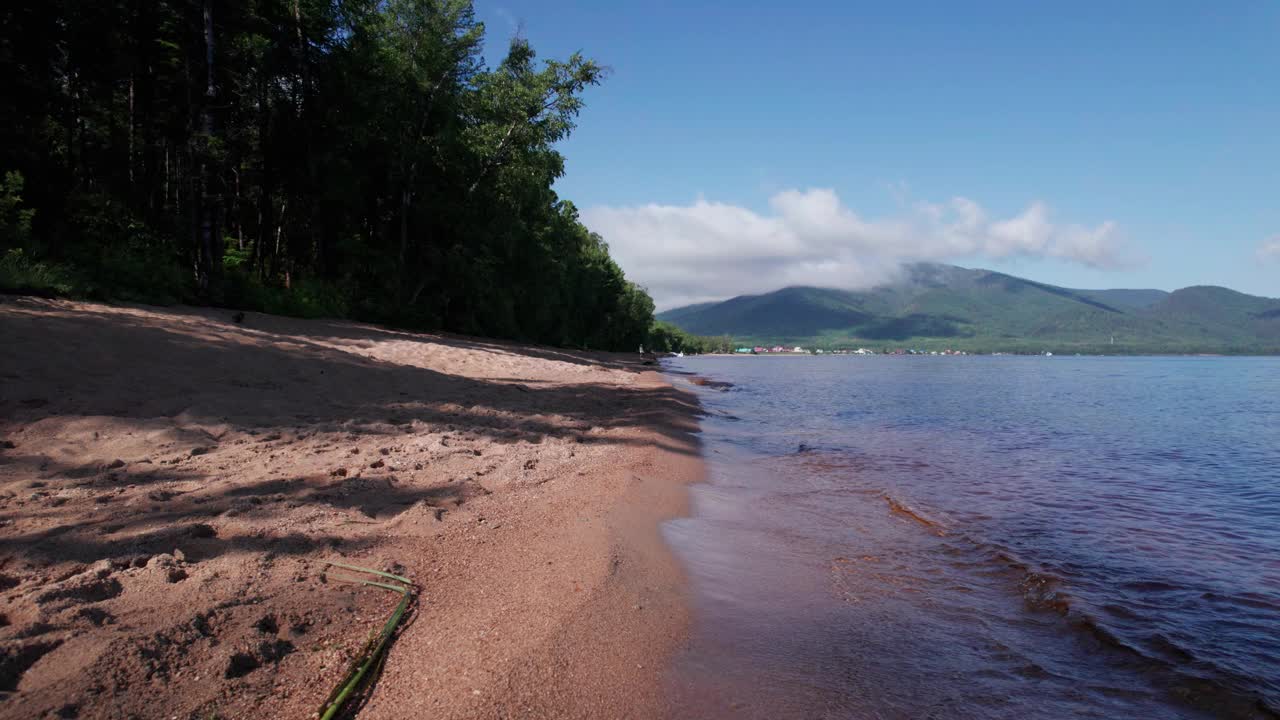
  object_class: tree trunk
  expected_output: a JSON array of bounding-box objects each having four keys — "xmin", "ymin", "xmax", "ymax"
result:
[
  {"xmin": 232, "ymin": 167, "xmax": 242, "ymax": 251},
  {"xmin": 127, "ymin": 75, "xmax": 135, "ymax": 187},
  {"xmin": 194, "ymin": 0, "xmax": 221, "ymax": 294},
  {"xmin": 254, "ymin": 71, "xmax": 271, "ymax": 278},
  {"xmin": 398, "ymin": 187, "xmax": 411, "ymax": 307},
  {"xmin": 274, "ymin": 198, "xmax": 288, "ymax": 277}
]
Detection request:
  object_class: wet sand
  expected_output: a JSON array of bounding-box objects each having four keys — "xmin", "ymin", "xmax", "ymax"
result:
[{"xmin": 0, "ymin": 295, "xmax": 703, "ymax": 719}]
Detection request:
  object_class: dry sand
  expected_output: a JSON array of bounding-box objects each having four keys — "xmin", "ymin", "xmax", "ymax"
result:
[{"xmin": 0, "ymin": 295, "xmax": 703, "ymax": 719}]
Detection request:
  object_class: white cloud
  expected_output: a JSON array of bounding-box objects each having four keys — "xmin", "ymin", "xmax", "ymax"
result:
[
  {"xmin": 493, "ymin": 7, "xmax": 520, "ymax": 36},
  {"xmin": 582, "ymin": 188, "xmax": 1136, "ymax": 309},
  {"xmin": 1259, "ymin": 236, "xmax": 1280, "ymax": 263}
]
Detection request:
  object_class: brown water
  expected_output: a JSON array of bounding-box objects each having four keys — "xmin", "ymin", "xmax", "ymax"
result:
[{"xmin": 662, "ymin": 356, "xmax": 1280, "ymax": 719}]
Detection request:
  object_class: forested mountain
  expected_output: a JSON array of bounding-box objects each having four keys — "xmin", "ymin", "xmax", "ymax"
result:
[
  {"xmin": 0, "ymin": 0, "xmax": 653, "ymax": 350},
  {"xmin": 657, "ymin": 264, "xmax": 1280, "ymax": 353}
]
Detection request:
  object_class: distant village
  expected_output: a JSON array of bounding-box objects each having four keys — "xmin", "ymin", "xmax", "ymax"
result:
[{"xmin": 735, "ymin": 346, "xmax": 972, "ymax": 356}]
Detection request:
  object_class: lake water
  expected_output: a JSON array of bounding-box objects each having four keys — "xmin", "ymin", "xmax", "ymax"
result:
[{"xmin": 661, "ymin": 356, "xmax": 1280, "ymax": 719}]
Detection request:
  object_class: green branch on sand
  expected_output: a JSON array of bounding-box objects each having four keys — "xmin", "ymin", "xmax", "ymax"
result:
[{"xmin": 317, "ymin": 561, "xmax": 416, "ymax": 720}]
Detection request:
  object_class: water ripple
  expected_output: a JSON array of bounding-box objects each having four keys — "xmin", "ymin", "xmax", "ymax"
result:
[{"xmin": 665, "ymin": 355, "xmax": 1280, "ymax": 719}]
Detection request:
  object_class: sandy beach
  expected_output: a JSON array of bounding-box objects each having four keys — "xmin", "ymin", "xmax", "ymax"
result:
[{"xmin": 0, "ymin": 295, "xmax": 703, "ymax": 719}]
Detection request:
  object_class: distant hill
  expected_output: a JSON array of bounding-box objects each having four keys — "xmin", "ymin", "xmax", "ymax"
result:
[{"xmin": 656, "ymin": 264, "xmax": 1280, "ymax": 353}]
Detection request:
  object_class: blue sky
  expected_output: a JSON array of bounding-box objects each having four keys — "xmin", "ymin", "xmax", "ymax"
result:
[{"xmin": 475, "ymin": 1, "xmax": 1279, "ymax": 307}]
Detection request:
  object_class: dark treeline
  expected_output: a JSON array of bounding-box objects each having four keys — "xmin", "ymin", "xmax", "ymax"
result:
[
  {"xmin": 647, "ymin": 321, "xmax": 734, "ymax": 355},
  {"xmin": 0, "ymin": 0, "xmax": 656, "ymax": 350}
]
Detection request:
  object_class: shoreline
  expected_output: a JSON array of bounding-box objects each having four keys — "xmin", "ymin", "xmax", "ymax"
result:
[{"xmin": 0, "ymin": 295, "xmax": 704, "ymax": 719}]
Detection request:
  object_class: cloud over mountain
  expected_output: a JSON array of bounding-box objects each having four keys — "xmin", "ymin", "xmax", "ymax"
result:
[
  {"xmin": 582, "ymin": 189, "xmax": 1135, "ymax": 309},
  {"xmin": 1259, "ymin": 236, "xmax": 1280, "ymax": 263}
]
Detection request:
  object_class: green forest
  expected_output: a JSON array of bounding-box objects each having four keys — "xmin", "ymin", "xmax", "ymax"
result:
[{"xmin": 0, "ymin": 0, "xmax": 663, "ymax": 351}]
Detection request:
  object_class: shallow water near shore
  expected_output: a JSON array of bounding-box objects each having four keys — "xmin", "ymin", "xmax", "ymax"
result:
[{"xmin": 662, "ymin": 355, "xmax": 1280, "ymax": 719}]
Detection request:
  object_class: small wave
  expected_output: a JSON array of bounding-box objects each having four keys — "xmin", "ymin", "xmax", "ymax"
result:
[
  {"xmin": 1119, "ymin": 579, "xmax": 1184, "ymax": 593},
  {"xmin": 1069, "ymin": 613, "xmax": 1148, "ymax": 658},
  {"xmin": 955, "ymin": 540, "xmax": 1280, "ymax": 718},
  {"xmin": 1019, "ymin": 570, "xmax": 1073, "ymax": 615},
  {"xmin": 881, "ymin": 493, "xmax": 946, "ymax": 535},
  {"xmin": 1201, "ymin": 590, "xmax": 1280, "ymax": 613},
  {"xmin": 689, "ymin": 376, "xmax": 735, "ymax": 390}
]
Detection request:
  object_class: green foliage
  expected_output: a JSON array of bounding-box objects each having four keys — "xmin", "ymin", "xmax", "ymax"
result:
[
  {"xmin": 0, "ymin": 174, "xmax": 188, "ymax": 303},
  {"xmin": 647, "ymin": 321, "xmax": 734, "ymax": 354},
  {"xmin": 90, "ymin": 251, "xmax": 193, "ymax": 305},
  {"xmin": 0, "ymin": 0, "xmax": 653, "ymax": 350},
  {"xmin": 0, "ymin": 249, "xmax": 77, "ymax": 297},
  {"xmin": 222, "ymin": 271, "xmax": 352, "ymax": 319},
  {"xmin": 0, "ymin": 172, "xmax": 35, "ymax": 247},
  {"xmin": 223, "ymin": 239, "xmax": 252, "ymax": 271}
]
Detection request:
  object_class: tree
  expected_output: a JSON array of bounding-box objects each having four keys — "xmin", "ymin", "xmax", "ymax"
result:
[{"xmin": 0, "ymin": 0, "xmax": 655, "ymax": 350}]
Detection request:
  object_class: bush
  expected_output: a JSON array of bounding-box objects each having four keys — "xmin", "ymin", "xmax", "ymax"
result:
[
  {"xmin": 0, "ymin": 248, "xmax": 77, "ymax": 296},
  {"xmin": 0, "ymin": 172, "xmax": 35, "ymax": 247},
  {"xmin": 222, "ymin": 270, "xmax": 352, "ymax": 319},
  {"xmin": 94, "ymin": 249, "xmax": 194, "ymax": 305},
  {"xmin": 647, "ymin": 321, "xmax": 733, "ymax": 354}
]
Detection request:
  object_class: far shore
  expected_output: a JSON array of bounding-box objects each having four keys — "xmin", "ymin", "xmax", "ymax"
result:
[
  {"xmin": 0, "ymin": 295, "xmax": 704, "ymax": 719},
  {"xmin": 668, "ymin": 350, "xmax": 1270, "ymax": 357}
]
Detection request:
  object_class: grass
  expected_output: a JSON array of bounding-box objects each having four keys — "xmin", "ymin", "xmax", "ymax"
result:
[
  {"xmin": 0, "ymin": 248, "xmax": 79, "ymax": 297},
  {"xmin": 0, "ymin": 246, "xmax": 193, "ymax": 305},
  {"xmin": 0, "ymin": 245, "xmax": 357, "ymax": 321}
]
